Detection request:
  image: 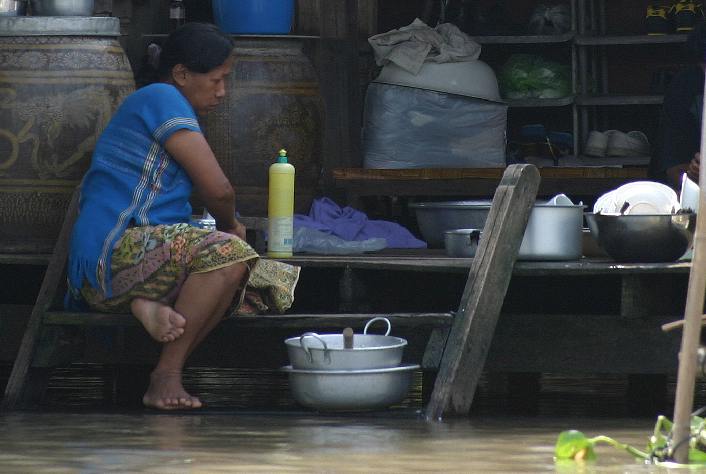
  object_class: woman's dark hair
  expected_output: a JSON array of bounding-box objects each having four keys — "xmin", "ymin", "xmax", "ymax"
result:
[
  {"xmin": 158, "ymin": 22, "xmax": 234, "ymax": 79},
  {"xmin": 685, "ymin": 21, "xmax": 706, "ymax": 63}
]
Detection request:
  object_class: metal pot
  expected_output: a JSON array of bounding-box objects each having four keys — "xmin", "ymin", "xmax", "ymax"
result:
[
  {"xmin": 30, "ymin": 0, "xmax": 93, "ymax": 16},
  {"xmin": 282, "ymin": 364, "xmax": 419, "ymax": 411},
  {"xmin": 519, "ymin": 203, "xmax": 584, "ymax": 260},
  {"xmin": 444, "ymin": 229, "xmax": 481, "ymax": 257},
  {"xmin": 285, "ymin": 317, "xmax": 407, "ymax": 370}
]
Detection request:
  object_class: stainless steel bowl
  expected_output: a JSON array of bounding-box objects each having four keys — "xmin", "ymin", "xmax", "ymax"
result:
[
  {"xmin": 0, "ymin": 0, "xmax": 27, "ymax": 16},
  {"xmin": 282, "ymin": 364, "xmax": 419, "ymax": 411},
  {"xmin": 285, "ymin": 317, "xmax": 407, "ymax": 370},
  {"xmin": 584, "ymin": 212, "xmax": 696, "ymax": 262},
  {"xmin": 30, "ymin": 0, "xmax": 93, "ymax": 15},
  {"xmin": 410, "ymin": 201, "xmax": 490, "ymax": 248}
]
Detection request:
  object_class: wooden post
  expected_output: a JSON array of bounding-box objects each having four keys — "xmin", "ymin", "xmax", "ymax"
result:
[
  {"xmin": 425, "ymin": 164, "xmax": 540, "ymax": 420},
  {"xmin": 319, "ymin": 0, "xmax": 362, "ymax": 189},
  {"xmin": 671, "ymin": 78, "xmax": 706, "ymax": 463}
]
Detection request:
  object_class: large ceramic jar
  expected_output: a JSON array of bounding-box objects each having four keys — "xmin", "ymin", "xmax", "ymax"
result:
[
  {"xmin": 203, "ymin": 37, "xmax": 323, "ymax": 216},
  {"xmin": 0, "ymin": 17, "xmax": 134, "ymax": 253}
]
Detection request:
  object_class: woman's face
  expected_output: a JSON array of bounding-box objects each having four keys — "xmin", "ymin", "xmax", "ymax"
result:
[{"xmin": 174, "ymin": 54, "xmax": 235, "ymax": 116}]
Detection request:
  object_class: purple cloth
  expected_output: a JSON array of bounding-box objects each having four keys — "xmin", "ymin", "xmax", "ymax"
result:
[{"xmin": 294, "ymin": 197, "xmax": 427, "ymax": 249}]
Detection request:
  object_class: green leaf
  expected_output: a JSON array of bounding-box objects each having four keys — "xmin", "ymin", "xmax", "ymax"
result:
[{"xmin": 555, "ymin": 430, "xmax": 596, "ymax": 461}]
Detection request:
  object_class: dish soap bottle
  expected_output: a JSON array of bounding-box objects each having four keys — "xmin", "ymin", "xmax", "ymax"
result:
[{"xmin": 268, "ymin": 148, "xmax": 295, "ymax": 257}]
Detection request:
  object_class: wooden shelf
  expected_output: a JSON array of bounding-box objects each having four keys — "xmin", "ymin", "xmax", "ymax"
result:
[
  {"xmin": 507, "ymin": 96, "xmax": 574, "ymax": 108},
  {"xmin": 471, "ymin": 32, "xmax": 575, "ymax": 44},
  {"xmin": 576, "ymin": 94, "xmax": 664, "ymax": 106},
  {"xmin": 332, "ymin": 167, "xmax": 648, "ymax": 198},
  {"xmin": 575, "ymin": 34, "xmax": 688, "ymax": 45}
]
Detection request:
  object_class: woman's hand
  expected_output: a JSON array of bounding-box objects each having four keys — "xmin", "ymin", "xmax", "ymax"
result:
[
  {"xmin": 224, "ymin": 220, "xmax": 246, "ymax": 240},
  {"xmin": 688, "ymin": 153, "xmax": 701, "ymax": 183}
]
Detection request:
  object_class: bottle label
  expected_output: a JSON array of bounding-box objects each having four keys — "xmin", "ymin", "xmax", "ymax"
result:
[{"xmin": 268, "ymin": 216, "xmax": 293, "ymax": 254}]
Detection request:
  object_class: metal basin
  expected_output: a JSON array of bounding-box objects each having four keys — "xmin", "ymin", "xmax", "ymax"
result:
[
  {"xmin": 282, "ymin": 364, "xmax": 419, "ymax": 411},
  {"xmin": 285, "ymin": 317, "xmax": 407, "ymax": 370},
  {"xmin": 584, "ymin": 212, "xmax": 695, "ymax": 262}
]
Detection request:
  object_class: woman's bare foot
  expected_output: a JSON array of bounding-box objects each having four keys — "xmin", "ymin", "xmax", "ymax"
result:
[
  {"xmin": 142, "ymin": 370, "xmax": 202, "ymax": 410},
  {"xmin": 131, "ymin": 298, "xmax": 186, "ymax": 343}
]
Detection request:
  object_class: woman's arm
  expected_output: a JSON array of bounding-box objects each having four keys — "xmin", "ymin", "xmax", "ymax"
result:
[{"xmin": 165, "ymin": 129, "xmax": 245, "ymax": 239}]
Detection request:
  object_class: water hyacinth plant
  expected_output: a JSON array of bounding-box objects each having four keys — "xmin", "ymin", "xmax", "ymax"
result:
[{"xmin": 555, "ymin": 414, "xmax": 706, "ymax": 466}]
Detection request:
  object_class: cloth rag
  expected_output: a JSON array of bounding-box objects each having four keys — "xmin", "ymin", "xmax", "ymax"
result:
[
  {"xmin": 368, "ymin": 18, "xmax": 481, "ymax": 75},
  {"xmin": 294, "ymin": 197, "xmax": 427, "ymax": 249}
]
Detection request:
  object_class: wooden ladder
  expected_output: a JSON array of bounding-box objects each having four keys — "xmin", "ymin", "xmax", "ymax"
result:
[{"xmin": 2, "ymin": 164, "xmax": 540, "ymax": 415}]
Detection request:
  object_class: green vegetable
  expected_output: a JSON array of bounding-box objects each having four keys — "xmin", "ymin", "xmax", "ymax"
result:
[{"xmin": 498, "ymin": 54, "xmax": 571, "ymax": 100}]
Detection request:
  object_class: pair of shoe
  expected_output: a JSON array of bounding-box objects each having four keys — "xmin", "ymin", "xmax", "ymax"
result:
[
  {"xmin": 646, "ymin": 1, "xmax": 704, "ymax": 35},
  {"xmin": 584, "ymin": 130, "xmax": 651, "ymax": 157}
]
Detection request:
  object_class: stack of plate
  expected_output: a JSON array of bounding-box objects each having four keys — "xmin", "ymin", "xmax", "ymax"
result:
[
  {"xmin": 593, "ymin": 181, "xmax": 680, "ymax": 215},
  {"xmin": 281, "ymin": 317, "xmax": 419, "ymax": 411}
]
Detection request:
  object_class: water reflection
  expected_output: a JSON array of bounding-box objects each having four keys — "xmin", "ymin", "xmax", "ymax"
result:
[{"xmin": 0, "ymin": 412, "xmax": 678, "ymax": 473}]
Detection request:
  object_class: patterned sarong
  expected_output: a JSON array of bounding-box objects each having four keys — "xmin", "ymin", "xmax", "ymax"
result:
[{"xmin": 81, "ymin": 223, "xmax": 300, "ymax": 316}]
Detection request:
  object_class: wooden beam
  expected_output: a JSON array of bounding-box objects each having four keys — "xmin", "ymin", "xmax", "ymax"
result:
[
  {"xmin": 319, "ymin": 0, "xmax": 362, "ymax": 184},
  {"xmin": 425, "ymin": 164, "xmax": 540, "ymax": 420}
]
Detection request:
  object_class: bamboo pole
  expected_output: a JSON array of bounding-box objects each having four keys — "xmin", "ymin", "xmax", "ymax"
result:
[{"xmin": 671, "ymin": 76, "xmax": 706, "ymax": 464}]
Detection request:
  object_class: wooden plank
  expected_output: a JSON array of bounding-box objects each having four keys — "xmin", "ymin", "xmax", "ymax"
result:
[
  {"xmin": 43, "ymin": 311, "xmax": 454, "ymax": 329},
  {"xmin": 332, "ymin": 167, "xmax": 648, "ymax": 180},
  {"xmin": 2, "ymin": 189, "xmax": 79, "ymax": 410},
  {"xmin": 425, "ymin": 164, "xmax": 541, "ymax": 420},
  {"xmin": 2, "ymin": 251, "xmax": 691, "ymax": 276},
  {"xmin": 621, "ymin": 274, "xmax": 686, "ymax": 319},
  {"xmin": 485, "ymin": 313, "xmax": 683, "ymax": 374}
]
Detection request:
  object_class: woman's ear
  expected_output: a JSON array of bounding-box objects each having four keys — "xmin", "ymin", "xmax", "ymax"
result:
[{"xmin": 172, "ymin": 64, "xmax": 189, "ymax": 86}]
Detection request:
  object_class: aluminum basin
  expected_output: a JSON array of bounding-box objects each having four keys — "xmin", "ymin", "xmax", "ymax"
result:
[{"xmin": 282, "ymin": 364, "xmax": 419, "ymax": 411}]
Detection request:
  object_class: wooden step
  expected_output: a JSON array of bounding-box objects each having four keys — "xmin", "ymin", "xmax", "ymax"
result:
[{"xmin": 43, "ymin": 311, "xmax": 454, "ymax": 329}]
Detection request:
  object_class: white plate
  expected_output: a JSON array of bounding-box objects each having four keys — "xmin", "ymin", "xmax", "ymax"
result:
[{"xmin": 612, "ymin": 181, "xmax": 679, "ymax": 214}]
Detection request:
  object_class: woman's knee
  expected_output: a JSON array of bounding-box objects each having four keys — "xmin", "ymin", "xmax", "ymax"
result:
[{"xmin": 217, "ymin": 261, "xmax": 248, "ymax": 286}]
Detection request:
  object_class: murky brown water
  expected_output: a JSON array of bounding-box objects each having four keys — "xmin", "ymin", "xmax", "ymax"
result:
[
  {"xmin": 0, "ymin": 412, "xmax": 674, "ymax": 473},
  {"xmin": 3, "ymin": 364, "xmax": 706, "ymax": 472}
]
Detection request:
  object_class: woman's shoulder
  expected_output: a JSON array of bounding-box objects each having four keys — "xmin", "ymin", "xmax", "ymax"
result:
[{"xmin": 131, "ymin": 83, "xmax": 186, "ymax": 104}]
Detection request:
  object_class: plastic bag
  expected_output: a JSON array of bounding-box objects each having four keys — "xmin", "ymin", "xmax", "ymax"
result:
[
  {"xmin": 293, "ymin": 227, "xmax": 387, "ymax": 255},
  {"xmin": 498, "ymin": 54, "xmax": 570, "ymax": 99},
  {"xmin": 362, "ymin": 83, "xmax": 507, "ymax": 168}
]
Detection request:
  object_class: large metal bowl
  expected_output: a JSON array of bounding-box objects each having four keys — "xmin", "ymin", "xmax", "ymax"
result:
[
  {"xmin": 584, "ymin": 212, "xmax": 696, "ymax": 262},
  {"xmin": 284, "ymin": 317, "xmax": 407, "ymax": 370},
  {"xmin": 282, "ymin": 364, "xmax": 419, "ymax": 411}
]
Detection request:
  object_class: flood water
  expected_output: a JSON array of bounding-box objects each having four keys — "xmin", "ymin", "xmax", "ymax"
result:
[
  {"xmin": 0, "ymin": 412, "xmax": 677, "ymax": 473},
  {"xmin": 1, "ymin": 365, "xmax": 703, "ymax": 472}
]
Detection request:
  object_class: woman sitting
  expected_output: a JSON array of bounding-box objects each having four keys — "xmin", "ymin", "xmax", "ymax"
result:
[{"xmin": 66, "ymin": 23, "xmax": 300, "ymax": 410}]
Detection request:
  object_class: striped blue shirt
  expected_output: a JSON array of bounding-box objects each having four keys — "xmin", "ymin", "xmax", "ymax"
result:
[{"xmin": 67, "ymin": 83, "xmax": 201, "ymax": 301}]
